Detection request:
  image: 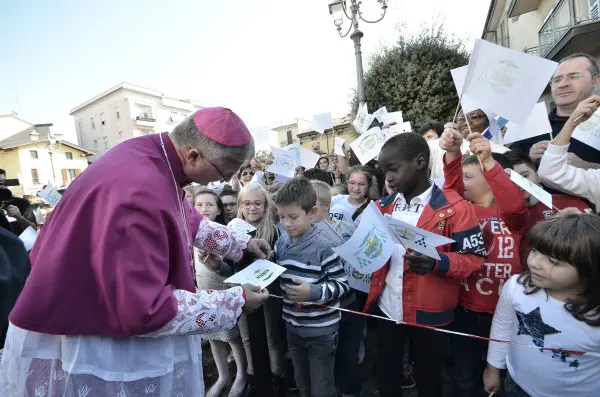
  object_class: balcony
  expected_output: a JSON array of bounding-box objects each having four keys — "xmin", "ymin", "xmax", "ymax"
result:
[
  {"xmin": 134, "ymin": 113, "xmax": 156, "ymax": 128},
  {"xmin": 539, "ymin": 0, "xmax": 600, "ymax": 60},
  {"xmin": 508, "ymin": 0, "xmax": 543, "ymax": 18}
]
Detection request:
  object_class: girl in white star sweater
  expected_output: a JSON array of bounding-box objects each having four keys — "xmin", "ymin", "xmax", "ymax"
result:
[{"xmin": 484, "ymin": 214, "xmax": 600, "ymax": 397}]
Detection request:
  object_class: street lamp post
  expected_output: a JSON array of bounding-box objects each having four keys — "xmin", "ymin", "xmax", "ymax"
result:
[
  {"xmin": 30, "ymin": 127, "xmax": 62, "ymax": 186},
  {"xmin": 328, "ymin": 0, "xmax": 388, "ymax": 107}
]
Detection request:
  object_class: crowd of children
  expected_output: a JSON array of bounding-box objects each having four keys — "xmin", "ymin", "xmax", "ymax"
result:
[{"xmin": 183, "ymin": 87, "xmax": 600, "ymax": 397}]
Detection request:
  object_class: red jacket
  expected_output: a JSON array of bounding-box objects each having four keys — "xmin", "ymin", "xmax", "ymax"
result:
[
  {"xmin": 443, "ymin": 154, "xmax": 528, "ymax": 314},
  {"xmin": 363, "ymin": 184, "xmax": 486, "ymax": 326}
]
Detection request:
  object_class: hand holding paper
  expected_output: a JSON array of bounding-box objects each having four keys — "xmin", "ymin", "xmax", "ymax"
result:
[
  {"xmin": 508, "ymin": 169, "xmax": 553, "ymax": 209},
  {"xmin": 242, "ymin": 284, "xmax": 270, "ymax": 314},
  {"xmin": 404, "ymin": 252, "xmax": 436, "ymax": 275}
]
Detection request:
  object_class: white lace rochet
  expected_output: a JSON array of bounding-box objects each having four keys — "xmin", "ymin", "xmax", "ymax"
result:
[{"xmin": 0, "ymin": 218, "xmax": 250, "ymax": 397}]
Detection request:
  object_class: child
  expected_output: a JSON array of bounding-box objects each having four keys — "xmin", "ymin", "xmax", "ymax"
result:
[
  {"xmin": 274, "ymin": 178, "xmax": 350, "ymax": 397},
  {"xmin": 484, "ymin": 214, "xmax": 600, "ymax": 396},
  {"xmin": 366, "ymin": 133, "xmax": 486, "ymax": 397},
  {"xmin": 329, "ymin": 165, "xmax": 371, "ymax": 225},
  {"xmin": 312, "ymin": 180, "xmax": 364, "ymax": 397},
  {"xmin": 504, "ymin": 149, "xmax": 593, "ymax": 267},
  {"xmin": 193, "ymin": 189, "xmax": 247, "ymax": 397},
  {"xmin": 440, "ymin": 127, "xmax": 529, "ymax": 397},
  {"xmin": 235, "ymin": 183, "xmax": 286, "ymax": 396}
]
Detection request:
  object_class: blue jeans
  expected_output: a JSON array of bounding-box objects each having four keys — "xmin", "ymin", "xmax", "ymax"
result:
[
  {"xmin": 287, "ymin": 330, "xmax": 338, "ymax": 397},
  {"xmin": 504, "ymin": 372, "xmax": 531, "ymax": 397},
  {"xmin": 335, "ymin": 301, "xmax": 366, "ymax": 396},
  {"xmin": 450, "ymin": 307, "xmax": 493, "ymax": 397}
]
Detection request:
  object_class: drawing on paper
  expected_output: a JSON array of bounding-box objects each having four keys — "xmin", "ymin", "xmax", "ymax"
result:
[
  {"xmin": 353, "ymin": 225, "xmax": 389, "ymax": 268},
  {"xmin": 578, "ymin": 113, "xmax": 600, "ymax": 132},
  {"xmin": 476, "ymin": 59, "xmax": 521, "ymax": 95},
  {"xmin": 253, "ymin": 267, "xmax": 275, "ymax": 281}
]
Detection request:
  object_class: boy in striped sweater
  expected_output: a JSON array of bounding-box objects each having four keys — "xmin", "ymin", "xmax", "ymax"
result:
[{"xmin": 274, "ymin": 178, "xmax": 349, "ymax": 397}]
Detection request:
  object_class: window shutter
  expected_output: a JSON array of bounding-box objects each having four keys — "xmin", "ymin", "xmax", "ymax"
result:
[{"xmin": 61, "ymin": 169, "xmax": 68, "ymax": 185}]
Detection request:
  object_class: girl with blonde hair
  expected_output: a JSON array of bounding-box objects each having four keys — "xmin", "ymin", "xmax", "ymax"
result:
[{"xmin": 236, "ymin": 183, "xmax": 286, "ymax": 396}]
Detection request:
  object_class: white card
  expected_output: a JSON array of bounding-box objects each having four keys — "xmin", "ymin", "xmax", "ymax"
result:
[
  {"xmin": 311, "ymin": 113, "xmax": 333, "ymax": 134},
  {"xmin": 267, "ymin": 147, "xmax": 297, "ymax": 178},
  {"xmin": 451, "ymin": 65, "xmax": 480, "ymax": 114},
  {"xmin": 352, "ymin": 103, "xmax": 376, "ymax": 134},
  {"xmin": 227, "ymin": 218, "xmax": 257, "ymax": 235},
  {"xmin": 509, "ymin": 169, "xmax": 553, "ymax": 209},
  {"xmin": 502, "ymin": 102, "xmax": 552, "ymax": 144},
  {"xmin": 463, "ymin": 39, "xmax": 558, "ymax": 124},
  {"xmin": 349, "ymin": 127, "xmax": 387, "ymax": 164},
  {"xmin": 19, "ymin": 226, "xmax": 38, "ymax": 251},
  {"xmin": 344, "ymin": 264, "xmax": 372, "ymax": 293},
  {"xmin": 281, "ymin": 143, "xmax": 321, "ymax": 169},
  {"xmin": 402, "ymin": 121, "xmax": 412, "ymax": 132},
  {"xmin": 374, "ymin": 106, "xmax": 394, "ymax": 125},
  {"xmin": 385, "ymin": 215, "xmax": 455, "ymax": 260},
  {"xmin": 333, "ymin": 202, "xmax": 397, "ymax": 274},
  {"xmin": 250, "ymin": 171, "xmax": 264, "ymax": 183},
  {"xmin": 37, "ymin": 183, "xmax": 62, "ymax": 206},
  {"xmin": 572, "ymin": 107, "xmax": 600, "ymax": 151},
  {"xmin": 334, "ymin": 137, "xmax": 346, "ymax": 157},
  {"xmin": 224, "ymin": 259, "xmax": 287, "ymax": 290}
]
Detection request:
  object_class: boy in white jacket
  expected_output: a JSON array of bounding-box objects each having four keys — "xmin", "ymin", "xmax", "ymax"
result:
[{"xmin": 538, "ymin": 95, "xmax": 600, "ymax": 212}]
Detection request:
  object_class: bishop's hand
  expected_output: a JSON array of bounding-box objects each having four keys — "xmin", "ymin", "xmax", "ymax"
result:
[
  {"xmin": 246, "ymin": 238, "xmax": 271, "ymax": 260},
  {"xmin": 242, "ymin": 284, "xmax": 269, "ymax": 313}
]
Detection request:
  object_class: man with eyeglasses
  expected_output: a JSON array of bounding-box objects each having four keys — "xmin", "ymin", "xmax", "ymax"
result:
[
  {"xmin": 427, "ymin": 109, "xmax": 509, "ymax": 179},
  {"xmin": 512, "ymin": 53, "xmax": 600, "ymax": 170},
  {"xmin": 2, "ymin": 108, "xmax": 274, "ymax": 397}
]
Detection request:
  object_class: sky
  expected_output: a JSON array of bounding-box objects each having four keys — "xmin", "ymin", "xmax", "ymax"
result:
[{"xmin": 0, "ymin": 0, "xmax": 490, "ymax": 145}]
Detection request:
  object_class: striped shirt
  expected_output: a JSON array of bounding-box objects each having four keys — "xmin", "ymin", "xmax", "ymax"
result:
[{"xmin": 275, "ymin": 222, "xmax": 349, "ymax": 337}]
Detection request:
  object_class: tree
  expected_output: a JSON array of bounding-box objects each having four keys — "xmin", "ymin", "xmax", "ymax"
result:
[
  {"xmin": 254, "ymin": 149, "xmax": 274, "ymax": 167},
  {"xmin": 351, "ymin": 22, "xmax": 469, "ymax": 129}
]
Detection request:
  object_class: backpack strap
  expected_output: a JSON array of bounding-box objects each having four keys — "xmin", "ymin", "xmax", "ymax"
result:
[{"xmin": 351, "ymin": 200, "xmax": 370, "ymax": 222}]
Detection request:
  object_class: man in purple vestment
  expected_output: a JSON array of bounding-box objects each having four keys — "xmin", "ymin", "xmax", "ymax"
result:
[{"xmin": 1, "ymin": 107, "xmax": 272, "ymax": 397}]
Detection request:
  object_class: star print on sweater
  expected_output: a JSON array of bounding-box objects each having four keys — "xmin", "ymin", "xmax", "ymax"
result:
[{"xmin": 516, "ymin": 306, "xmax": 561, "ymax": 350}]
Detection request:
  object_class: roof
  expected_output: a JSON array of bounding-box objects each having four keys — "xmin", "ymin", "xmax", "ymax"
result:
[
  {"xmin": 296, "ymin": 114, "xmax": 354, "ymax": 138},
  {"xmin": 481, "ymin": 0, "xmax": 497, "ymax": 39},
  {"xmin": 70, "ymin": 82, "xmax": 211, "ymax": 115},
  {"xmin": 0, "ymin": 112, "xmax": 34, "ymax": 126},
  {"xmin": 0, "ymin": 125, "xmax": 95, "ymax": 155}
]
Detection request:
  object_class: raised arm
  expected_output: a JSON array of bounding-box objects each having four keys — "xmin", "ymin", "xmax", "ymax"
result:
[{"xmin": 440, "ymin": 123, "xmax": 466, "ymax": 195}]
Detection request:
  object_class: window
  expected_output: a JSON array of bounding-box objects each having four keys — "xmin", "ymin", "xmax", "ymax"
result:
[
  {"xmin": 30, "ymin": 150, "xmax": 38, "ymax": 159},
  {"xmin": 169, "ymin": 111, "xmax": 179, "ymax": 123},
  {"xmin": 91, "ymin": 117, "xmax": 96, "ymax": 129},
  {"xmin": 68, "ymin": 169, "xmax": 77, "ymax": 180},
  {"xmin": 286, "ymin": 130, "xmax": 293, "ymax": 145},
  {"xmin": 62, "ymin": 169, "xmax": 82, "ymax": 185},
  {"xmin": 65, "ymin": 152, "xmax": 73, "ymax": 160},
  {"xmin": 135, "ymin": 104, "xmax": 153, "ymax": 120},
  {"xmin": 100, "ymin": 113, "xmax": 106, "ymax": 126},
  {"xmin": 93, "ymin": 139, "xmax": 98, "ymax": 150},
  {"xmin": 103, "ymin": 136, "xmax": 109, "ymax": 150},
  {"xmin": 116, "ymin": 106, "xmax": 120, "ymax": 119},
  {"xmin": 119, "ymin": 131, "xmax": 123, "ymax": 142},
  {"xmin": 31, "ymin": 169, "xmax": 39, "ymax": 184}
]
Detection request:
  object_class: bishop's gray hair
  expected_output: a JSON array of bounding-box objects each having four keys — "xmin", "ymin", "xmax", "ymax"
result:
[{"xmin": 170, "ymin": 115, "xmax": 255, "ymax": 166}]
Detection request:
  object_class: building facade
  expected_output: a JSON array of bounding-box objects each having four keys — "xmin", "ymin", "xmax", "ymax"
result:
[
  {"xmin": 70, "ymin": 83, "xmax": 209, "ymax": 160},
  {"xmin": 271, "ymin": 118, "xmax": 311, "ymax": 148},
  {"xmin": 297, "ymin": 115, "xmax": 359, "ymax": 154},
  {"xmin": 0, "ymin": 113, "xmax": 34, "ymax": 141},
  {"xmin": 482, "ymin": 0, "xmax": 600, "ymax": 60},
  {"xmin": 0, "ymin": 124, "xmax": 94, "ymax": 196}
]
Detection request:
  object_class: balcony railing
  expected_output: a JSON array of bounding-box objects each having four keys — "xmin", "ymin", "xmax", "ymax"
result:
[
  {"xmin": 539, "ymin": 0, "xmax": 599, "ymax": 57},
  {"xmin": 524, "ymin": 46, "xmax": 540, "ymax": 56}
]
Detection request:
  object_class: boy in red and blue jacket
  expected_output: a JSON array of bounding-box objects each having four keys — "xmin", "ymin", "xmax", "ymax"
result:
[
  {"xmin": 366, "ymin": 133, "xmax": 486, "ymax": 397},
  {"xmin": 441, "ymin": 127, "xmax": 528, "ymax": 397}
]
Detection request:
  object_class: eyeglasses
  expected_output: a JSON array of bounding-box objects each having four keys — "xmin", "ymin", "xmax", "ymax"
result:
[
  {"xmin": 456, "ymin": 113, "xmax": 486, "ymax": 124},
  {"xmin": 241, "ymin": 171, "xmax": 255, "ymax": 177},
  {"xmin": 550, "ymin": 72, "xmax": 584, "ymax": 85},
  {"xmin": 348, "ymin": 181, "xmax": 368, "ymax": 188},
  {"xmin": 242, "ymin": 200, "xmax": 264, "ymax": 209},
  {"xmin": 205, "ymin": 158, "xmax": 229, "ymax": 180}
]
